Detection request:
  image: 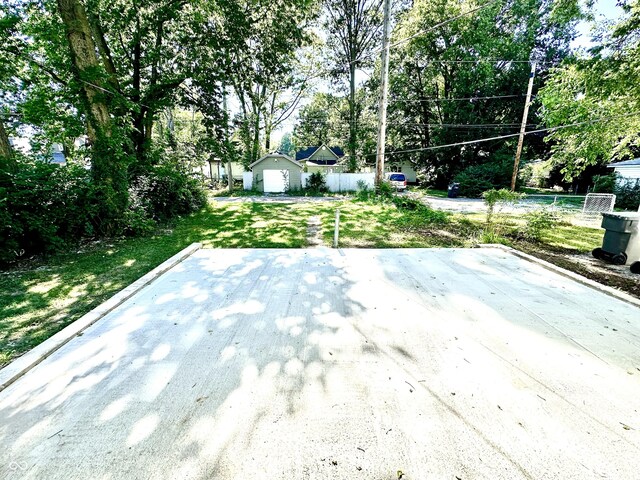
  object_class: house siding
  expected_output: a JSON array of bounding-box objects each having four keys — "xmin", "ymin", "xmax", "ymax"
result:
[
  {"xmin": 614, "ymin": 166, "xmax": 640, "ymax": 183},
  {"xmin": 387, "ymin": 161, "xmax": 417, "ymax": 183},
  {"xmin": 252, "ymin": 156, "xmax": 302, "ymax": 192},
  {"xmin": 305, "ymin": 164, "xmax": 345, "ymax": 175},
  {"xmin": 308, "ymin": 147, "xmax": 338, "ymax": 162}
]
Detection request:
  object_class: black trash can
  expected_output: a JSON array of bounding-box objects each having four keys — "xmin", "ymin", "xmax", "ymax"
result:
[
  {"xmin": 592, "ymin": 212, "xmax": 640, "ymax": 265},
  {"xmin": 447, "ymin": 183, "xmax": 460, "ymax": 198}
]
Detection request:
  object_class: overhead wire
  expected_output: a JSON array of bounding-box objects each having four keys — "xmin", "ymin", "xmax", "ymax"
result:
[
  {"xmin": 363, "ymin": 111, "xmax": 640, "ymax": 157},
  {"xmin": 388, "ymin": 94, "xmax": 528, "ymax": 103}
]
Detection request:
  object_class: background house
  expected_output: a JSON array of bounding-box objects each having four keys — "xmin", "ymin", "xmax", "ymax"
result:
[
  {"xmin": 608, "ymin": 158, "xmax": 640, "ymax": 185},
  {"xmin": 386, "ymin": 160, "xmax": 417, "ymax": 183},
  {"xmin": 249, "ymin": 153, "xmax": 303, "ymax": 193},
  {"xmin": 198, "ymin": 158, "xmax": 244, "ymax": 184},
  {"xmin": 295, "ymin": 145, "xmax": 345, "ymax": 173},
  {"xmin": 9, "ymin": 137, "xmax": 68, "ymax": 165}
]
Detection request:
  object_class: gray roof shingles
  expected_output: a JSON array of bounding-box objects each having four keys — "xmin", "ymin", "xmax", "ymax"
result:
[{"xmin": 608, "ymin": 158, "xmax": 640, "ymax": 167}]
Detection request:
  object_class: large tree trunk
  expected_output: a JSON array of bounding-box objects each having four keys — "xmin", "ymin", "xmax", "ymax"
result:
[
  {"xmin": 131, "ymin": 23, "xmax": 146, "ymax": 167},
  {"xmin": 348, "ymin": 61, "xmax": 357, "ymax": 172},
  {"xmin": 57, "ymin": 0, "xmax": 127, "ymax": 233},
  {"xmin": 251, "ymin": 109, "xmax": 261, "ymax": 164},
  {"xmin": 0, "ymin": 118, "xmax": 16, "ymax": 173},
  {"xmin": 227, "ymin": 160, "xmax": 233, "ymax": 193},
  {"xmin": 58, "ymin": 0, "xmax": 112, "ymax": 140},
  {"xmin": 87, "ymin": 10, "xmax": 120, "ymax": 93},
  {"xmin": 264, "ymin": 92, "xmax": 276, "ymax": 151}
]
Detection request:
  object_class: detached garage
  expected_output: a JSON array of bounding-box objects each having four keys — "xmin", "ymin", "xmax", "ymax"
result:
[{"xmin": 249, "ymin": 154, "xmax": 303, "ymax": 193}]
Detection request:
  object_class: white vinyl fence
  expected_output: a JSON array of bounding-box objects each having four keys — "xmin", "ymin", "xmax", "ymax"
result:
[
  {"xmin": 302, "ymin": 172, "xmax": 374, "ymax": 192},
  {"xmin": 243, "ymin": 172, "xmax": 253, "ymax": 190}
]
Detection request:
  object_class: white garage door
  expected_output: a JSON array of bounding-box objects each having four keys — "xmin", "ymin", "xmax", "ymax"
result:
[{"xmin": 263, "ymin": 169, "xmax": 289, "ymax": 193}]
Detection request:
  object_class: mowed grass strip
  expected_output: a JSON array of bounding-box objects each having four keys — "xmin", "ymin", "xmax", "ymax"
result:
[
  {"xmin": 3, "ymin": 199, "xmax": 451, "ymax": 365},
  {"xmin": 0, "ymin": 197, "xmax": 605, "ymax": 367}
]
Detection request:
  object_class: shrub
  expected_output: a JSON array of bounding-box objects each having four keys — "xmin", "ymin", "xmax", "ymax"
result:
[
  {"xmin": 522, "ymin": 208, "xmax": 558, "ymax": 241},
  {"xmin": 0, "ymin": 152, "xmax": 207, "ymax": 264},
  {"xmin": 614, "ymin": 179, "xmax": 640, "ymax": 211},
  {"xmin": 454, "ymin": 161, "xmax": 515, "ymax": 198},
  {"xmin": 378, "ymin": 180, "xmax": 394, "ymax": 199},
  {"xmin": 305, "ymin": 171, "xmax": 328, "ymax": 193},
  {"xmin": 592, "ymin": 174, "xmax": 616, "ymax": 193},
  {"xmin": 482, "ymin": 188, "xmax": 523, "ymax": 224},
  {"xmin": 0, "ymin": 161, "xmax": 95, "ymax": 263},
  {"xmin": 131, "ymin": 160, "xmax": 207, "ymax": 223},
  {"xmin": 392, "ymin": 196, "xmax": 449, "ymax": 226}
]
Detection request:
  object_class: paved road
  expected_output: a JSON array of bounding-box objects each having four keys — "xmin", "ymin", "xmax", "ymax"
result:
[
  {"xmin": 1, "ymin": 248, "xmax": 639, "ymax": 479},
  {"xmin": 212, "ymin": 195, "xmax": 344, "ymax": 203}
]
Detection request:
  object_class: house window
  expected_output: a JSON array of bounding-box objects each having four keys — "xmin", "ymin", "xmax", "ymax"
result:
[{"xmin": 389, "ymin": 165, "xmax": 402, "ymax": 172}]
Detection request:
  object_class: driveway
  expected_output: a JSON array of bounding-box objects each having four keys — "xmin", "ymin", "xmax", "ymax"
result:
[
  {"xmin": 212, "ymin": 195, "xmax": 344, "ymax": 203},
  {"xmin": 1, "ymin": 248, "xmax": 639, "ymax": 479}
]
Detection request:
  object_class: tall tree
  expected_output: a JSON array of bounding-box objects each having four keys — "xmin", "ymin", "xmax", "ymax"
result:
[
  {"xmin": 0, "ymin": 118, "xmax": 13, "ymax": 172},
  {"xmin": 56, "ymin": 0, "xmax": 129, "ymax": 231},
  {"xmin": 372, "ymin": 0, "xmax": 582, "ymax": 187},
  {"xmin": 0, "ymin": 7, "xmax": 26, "ymax": 172},
  {"xmin": 539, "ymin": 0, "xmax": 640, "ymax": 181},
  {"xmin": 190, "ymin": 0, "xmax": 315, "ymax": 169},
  {"xmin": 324, "ymin": 0, "xmax": 383, "ymax": 171},
  {"xmin": 293, "ymin": 92, "xmax": 348, "ymax": 147}
]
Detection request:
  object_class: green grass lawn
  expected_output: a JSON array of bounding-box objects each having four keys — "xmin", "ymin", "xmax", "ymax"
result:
[
  {"xmin": 0, "ymin": 197, "xmax": 604, "ymax": 367},
  {"xmin": 320, "ymin": 200, "xmax": 465, "ymax": 248},
  {"xmin": 419, "ymin": 188, "xmax": 449, "ymax": 198},
  {"xmin": 0, "ymin": 201, "xmax": 320, "ymax": 366}
]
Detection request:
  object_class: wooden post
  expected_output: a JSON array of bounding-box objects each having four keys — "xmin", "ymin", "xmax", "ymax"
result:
[
  {"xmin": 511, "ymin": 61, "xmax": 536, "ymax": 191},
  {"xmin": 333, "ymin": 209, "xmax": 340, "ymax": 248},
  {"xmin": 375, "ymin": 0, "xmax": 393, "ymax": 188}
]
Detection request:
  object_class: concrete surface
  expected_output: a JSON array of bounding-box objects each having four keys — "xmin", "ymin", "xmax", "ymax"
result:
[
  {"xmin": 1, "ymin": 248, "xmax": 639, "ymax": 480},
  {"xmin": 0, "ymin": 243, "xmax": 202, "ymax": 393}
]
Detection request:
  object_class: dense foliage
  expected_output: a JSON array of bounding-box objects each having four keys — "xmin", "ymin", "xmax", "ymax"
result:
[
  {"xmin": 615, "ymin": 179, "xmax": 640, "ymax": 211},
  {"xmin": 0, "ymin": 0, "xmax": 314, "ymax": 262},
  {"xmin": 294, "ymin": 0, "xmax": 583, "ymax": 190},
  {"xmin": 539, "ymin": 1, "xmax": 640, "ymax": 181},
  {"xmin": 454, "ymin": 158, "xmax": 516, "ymax": 198},
  {"xmin": 0, "ymin": 155, "xmax": 205, "ymax": 263}
]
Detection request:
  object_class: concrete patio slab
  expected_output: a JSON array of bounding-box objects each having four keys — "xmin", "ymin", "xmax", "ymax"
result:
[{"xmin": 1, "ymin": 248, "xmax": 638, "ymax": 480}]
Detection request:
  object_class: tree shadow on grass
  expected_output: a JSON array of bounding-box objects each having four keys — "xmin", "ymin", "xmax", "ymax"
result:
[{"xmin": 0, "ymin": 201, "xmax": 324, "ymax": 366}]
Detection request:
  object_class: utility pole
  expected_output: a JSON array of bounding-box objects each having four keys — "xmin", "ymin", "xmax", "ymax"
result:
[
  {"xmin": 375, "ymin": 0, "xmax": 392, "ymax": 188},
  {"xmin": 511, "ymin": 61, "xmax": 536, "ymax": 191},
  {"xmin": 223, "ymin": 87, "xmax": 233, "ymax": 193}
]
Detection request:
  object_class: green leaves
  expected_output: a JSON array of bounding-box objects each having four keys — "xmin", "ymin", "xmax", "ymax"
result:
[{"xmin": 539, "ymin": 2, "xmax": 640, "ymax": 181}]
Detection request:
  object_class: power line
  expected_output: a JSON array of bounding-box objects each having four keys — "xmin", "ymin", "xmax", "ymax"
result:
[
  {"xmin": 279, "ymin": 116, "xmax": 537, "ymax": 127},
  {"xmin": 388, "ymin": 94, "xmax": 527, "ymax": 103},
  {"xmin": 344, "ymin": 0, "xmax": 502, "ymax": 73},
  {"xmin": 364, "ymin": 111, "xmax": 640, "ymax": 157},
  {"xmin": 392, "ymin": 123, "xmax": 535, "ymax": 128},
  {"xmin": 387, "ymin": 0, "xmax": 500, "ymax": 51},
  {"xmin": 417, "ymin": 59, "xmax": 553, "ymax": 64}
]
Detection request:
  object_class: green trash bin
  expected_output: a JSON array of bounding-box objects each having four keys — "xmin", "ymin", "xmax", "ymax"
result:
[{"xmin": 592, "ymin": 212, "xmax": 640, "ymax": 265}]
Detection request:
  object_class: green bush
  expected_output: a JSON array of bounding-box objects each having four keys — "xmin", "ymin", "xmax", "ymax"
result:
[
  {"xmin": 0, "ymin": 161, "xmax": 95, "ymax": 263},
  {"xmin": 454, "ymin": 161, "xmax": 515, "ymax": 198},
  {"xmin": 0, "ymin": 153, "xmax": 207, "ymax": 264},
  {"xmin": 131, "ymin": 160, "xmax": 207, "ymax": 222},
  {"xmin": 522, "ymin": 208, "xmax": 558, "ymax": 241},
  {"xmin": 592, "ymin": 174, "xmax": 616, "ymax": 193},
  {"xmin": 378, "ymin": 180, "xmax": 394, "ymax": 199},
  {"xmin": 614, "ymin": 179, "xmax": 640, "ymax": 211},
  {"xmin": 392, "ymin": 196, "xmax": 449, "ymax": 226},
  {"xmin": 304, "ymin": 171, "xmax": 328, "ymax": 193},
  {"xmin": 482, "ymin": 188, "xmax": 523, "ymax": 223}
]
